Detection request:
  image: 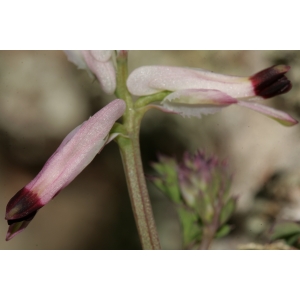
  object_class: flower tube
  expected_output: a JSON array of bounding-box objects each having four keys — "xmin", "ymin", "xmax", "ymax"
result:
[
  {"xmin": 5, "ymin": 99, "xmax": 126, "ymax": 241},
  {"xmin": 127, "ymin": 65, "xmax": 297, "ymax": 126}
]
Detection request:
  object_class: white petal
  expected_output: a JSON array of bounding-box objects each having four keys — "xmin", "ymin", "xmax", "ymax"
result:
[
  {"xmin": 93, "ymin": 60, "xmax": 116, "ymax": 94},
  {"xmin": 238, "ymin": 101, "xmax": 298, "ymax": 126},
  {"xmin": 161, "ymin": 89, "xmax": 237, "ymax": 118},
  {"xmin": 27, "ymin": 99, "xmax": 126, "ymax": 203},
  {"xmin": 90, "ymin": 50, "xmax": 113, "ymax": 62},
  {"xmin": 127, "ymin": 66, "xmax": 255, "ymax": 99},
  {"xmin": 82, "ymin": 51, "xmax": 116, "ymax": 94}
]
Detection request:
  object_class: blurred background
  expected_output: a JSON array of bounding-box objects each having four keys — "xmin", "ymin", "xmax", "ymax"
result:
[{"xmin": 1, "ymin": 50, "xmax": 300, "ymax": 249}]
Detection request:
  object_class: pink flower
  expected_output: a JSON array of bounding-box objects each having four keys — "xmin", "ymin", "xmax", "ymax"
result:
[
  {"xmin": 127, "ymin": 65, "xmax": 297, "ymax": 126},
  {"xmin": 65, "ymin": 50, "xmax": 116, "ymax": 94},
  {"xmin": 5, "ymin": 99, "xmax": 126, "ymax": 241}
]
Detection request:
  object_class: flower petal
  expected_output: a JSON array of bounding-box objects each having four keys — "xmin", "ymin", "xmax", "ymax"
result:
[
  {"xmin": 90, "ymin": 50, "xmax": 113, "ymax": 62},
  {"xmin": 5, "ymin": 99, "xmax": 126, "ymax": 239},
  {"xmin": 161, "ymin": 89, "xmax": 237, "ymax": 118},
  {"xmin": 127, "ymin": 66, "xmax": 252, "ymax": 98},
  {"xmin": 237, "ymin": 101, "xmax": 298, "ymax": 126},
  {"xmin": 127, "ymin": 65, "xmax": 291, "ymax": 100},
  {"xmin": 64, "ymin": 50, "xmax": 88, "ymax": 70},
  {"xmin": 65, "ymin": 50, "xmax": 116, "ymax": 94},
  {"xmin": 82, "ymin": 51, "xmax": 116, "ymax": 94}
]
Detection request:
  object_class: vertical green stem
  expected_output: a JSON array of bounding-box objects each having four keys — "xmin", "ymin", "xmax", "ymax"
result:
[
  {"xmin": 199, "ymin": 226, "xmax": 215, "ymax": 250},
  {"xmin": 117, "ymin": 113, "xmax": 161, "ymax": 250},
  {"xmin": 115, "ymin": 51, "xmax": 161, "ymax": 250},
  {"xmin": 199, "ymin": 202, "xmax": 221, "ymax": 250}
]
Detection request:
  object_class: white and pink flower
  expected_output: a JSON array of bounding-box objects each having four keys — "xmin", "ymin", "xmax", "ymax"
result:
[
  {"xmin": 5, "ymin": 99, "xmax": 126, "ymax": 240},
  {"xmin": 127, "ymin": 65, "xmax": 297, "ymax": 126}
]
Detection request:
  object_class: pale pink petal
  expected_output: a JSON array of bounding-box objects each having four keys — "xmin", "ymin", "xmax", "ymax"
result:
[
  {"xmin": 28, "ymin": 99, "xmax": 126, "ymax": 202},
  {"xmin": 127, "ymin": 65, "xmax": 291, "ymax": 101},
  {"xmin": 54, "ymin": 123, "xmax": 84, "ymax": 154},
  {"xmin": 93, "ymin": 60, "xmax": 116, "ymax": 94},
  {"xmin": 127, "ymin": 66, "xmax": 254, "ymax": 99},
  {"xmin": 161, "ymin": 89, "xmax": 237, "ymax": 118},
  {"xmin": 90, "ymin": 50, "xmax": 113, "ymax": 62},
  {"xmin": 82, "ymin": 51, "xmax": 116, "ymax": 94},
  {"xmin": 238, "ymin": 101, "xmax": 298, "ymax": 126},
  {"xmin": 5, "ymin": 99, "xmax": 126, "ymax": 240}
]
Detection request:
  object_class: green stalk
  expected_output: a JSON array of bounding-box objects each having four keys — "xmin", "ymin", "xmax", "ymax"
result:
[
  {"xmin": 117, "ymin": 111, "xmax": 161, "ymax": 250},
  {"xmin": 199, "ymin": 201, "xmax": 221, "ymax": 250},
  {"xmin": 115, "ymin": 51, "xmax": 161, "ymax": 250},
  {"xmin": 134, "ymin": 91, "xmax": 172, "ymax": 108}
]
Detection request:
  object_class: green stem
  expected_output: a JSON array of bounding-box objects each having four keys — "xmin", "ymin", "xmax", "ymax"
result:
[
  {"xmin": 199, "ymin": 226, "xmax": 215, "ymax": 250},
  {"xmin": 115, "ymin": 51, "xmax": 161, "ymax": 250},
  {"xmin": 199, "ymin": 200, "xmax": 221, "ymax": 250},
  {"xmin": 134, "ymin": 91, "xmax": 172, "ymax": 108},
  {"xmin": 117, "ymin": 111, "xmax": 161, "ymax": 250}
]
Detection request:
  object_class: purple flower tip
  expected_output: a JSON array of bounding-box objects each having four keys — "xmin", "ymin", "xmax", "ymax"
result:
[
  {"xmin": 6, "ymin": 187, "xmax": 42, "ymax": 221},
  {"xmin": 250, "ymin": 65, "xmax": 292, "ymax": 98}
]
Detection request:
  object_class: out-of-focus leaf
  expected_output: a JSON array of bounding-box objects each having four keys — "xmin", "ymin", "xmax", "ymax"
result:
[
  {"xmin": 177, "ymin": 207, "xmax": 202, "ymax": 248},
  {"xmin": 219, "ymin": 198, "xmax": 236, "ymax": 225},
  {"xmin": 286, "ymin": 233, "xmax": 300, "ymax": 246},
  {"xmin": 151, "ymin": 177, "xmax": 168, "ymax": 194},
  {"xmin": 270, "ymin": 222, "xmax": 300, "ymax": 241},
  {"xmin": 215, "ymin": 224, "xmax": 232, "ymax": 239},
  {"xmin": 215, "ymin": 225, "xmax": 232, "ymax": 239},
  {"xmin": 150, "ymin": 157, "xmax": 181, "ymax": 203},
  {"xmin": 195, "ymin": 194, "xmax": 214, "ymax": 224},
  {"xmin": 152, "ymin": 151, "xmax": 236, "ymax": 249}
]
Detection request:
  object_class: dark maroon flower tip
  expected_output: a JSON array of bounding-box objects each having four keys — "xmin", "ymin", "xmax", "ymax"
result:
[
  {"xmin": 5, "ymin": 187, "xmax": 42, "ymax": 221},
  {"xmin": 5, "ymin": 211, "xmax": 37, "ymax": 241},
  {"xmin": 7, "ymin": 210, "xmax": 37, "ymax": 225},
  {"xmin": 250, "ymin": 65, "xmax": 292, "ymax": 98}
]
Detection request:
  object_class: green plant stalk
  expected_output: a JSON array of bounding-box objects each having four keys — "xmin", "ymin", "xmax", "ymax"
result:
[
  {"xmin": 134, "ymin": 91, "xmax": 172, "ymax": 108},
  {"xmin": 115, "ymin": 51, "xmax": 161, "ymax": 250},
  {"xmin": 199, "ymin": 199, "xmax": 222, "ymax": 250},
  {"xmin": 199, "ymin": 225, "xmax": 216, "ymax": 250},
  {"xmin": 117, "ymin": 111, "xmax": 161, "ymax": 250},
  {"xmin": 176, "ymin": 207, "xmax": 194, "ymax": 249}
]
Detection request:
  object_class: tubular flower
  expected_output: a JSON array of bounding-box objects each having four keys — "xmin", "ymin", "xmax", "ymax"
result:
[
  {"xmin": 127, "ymin": 65, "xmax": 297, "ymax": 126},
  {"xmin": 65, "ymin": 50, "xmax": 116, "ymax": 94},
  {"xmin": 5, "ymin": 99, "xmax": 126, "ymax": 241}
]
